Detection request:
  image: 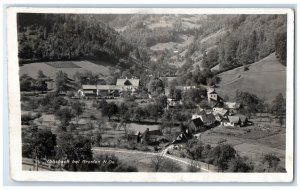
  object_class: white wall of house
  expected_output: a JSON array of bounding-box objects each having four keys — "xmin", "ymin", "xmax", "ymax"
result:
[{"xmin": 221, "ymin": 122, "xmax": 235, "ymax": 127}]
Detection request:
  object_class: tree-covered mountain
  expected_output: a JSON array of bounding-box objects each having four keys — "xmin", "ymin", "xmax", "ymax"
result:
[
  {"xmin": 17, "ymin": 14, "xmax": 136, "ymax": 64},
  {"xmin": 17, "ymin": 13, "xmax": 287, "ymax": 83},
  {"xmin": 108, "ymin": 14, "xmax": 287, "ymax": 73}
]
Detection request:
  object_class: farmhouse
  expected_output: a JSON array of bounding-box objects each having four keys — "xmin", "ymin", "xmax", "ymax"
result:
[
  {"xmin": 207, "ymin": 88, "xmax": 223, "ymax": 107},
  {"xmin": 212, "ymin": 107, "xmax": 228, "ymax": 117},
  {"xmin": 78, "ymin": 85, "xmax": 122, "ymax": 97},
  {"xmin": 116, "ymin": 78, "xmax": 140, "ymax": 93},
  {"xmin": 175, "ymin": 85, "xmax": 197, "ymax": 91},
  {"xmin": 224, "ymin": 102, "xmax": 241, "ymax": 114},
  {"xmin": 192, "ymin": 113, "xmax": 216, "ymax": 126},
  {"xmin": 222, "ymin": 116, "xmax": 240, "ymax": 127},
  {"xmin": 78, "ymin": 78, "xmax": 140, "ymax": 97},
  {"xmin": 167, "ymin": 98, "xmax": 182, "ymax": 109},
  {"xmin": 188, "ymin": 117, "xmax": 205, "ymax": 132},
  {"xmin": 221, "ymin": 115, "xmax": 248, "ymax": 127},
  {"xmin": 172, "ymin": 129, "xmax": 193, "ymax": 144},
  {"xmin": 128, "ymin": 125, "xmax": 163, "ymax": 144}
]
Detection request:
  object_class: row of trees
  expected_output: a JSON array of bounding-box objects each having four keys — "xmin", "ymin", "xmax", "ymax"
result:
[
  {"xmin": 234, "ymin": 90, "xmax": 286, "ymax": 125},
  {"xmin": 184, "ymin": 141, "xmax": 285, "ymax": 172},
  {"xmin": 20, "ymin": 70, "xmax": 50, "ymax": 91},
  {"xmin": 99, "ymin": 97, "xmax": 166, "ymax": 123},
  {"xmin": 22, "ymin": 125, "xmax": 137, "ymax": 171}
]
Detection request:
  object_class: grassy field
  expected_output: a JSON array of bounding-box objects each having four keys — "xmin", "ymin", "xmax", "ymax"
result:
[
  {"xmin": 20, "ymin": 60, "xmax": 110, "ymax": 79},
  {"xmin": 200, "ymin": 114, "xmax": 286, "ymax": 167},
  {"xmin": 150, "ymin": 34, "xmax": 194, "ymax": 51},
  {"xmin": 216, "ymin": 53, "xmax": 286, "ymax": 102},
  {"xmin": 93, "ymin": 149, "xmax": 191, "ymax": 172}
]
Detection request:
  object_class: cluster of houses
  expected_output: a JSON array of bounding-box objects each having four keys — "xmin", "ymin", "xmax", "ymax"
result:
[
  {"xmin": 75, "ymin": 77, "xmax": 250, "ymax": 145},
  {"xmin": 169, "ymin": 87, "xmax": 251, "ymax": 144},
  {"xmin": 190, "ymin": 88, "xmax": 250, "ymax": 130},
  {"xmin": 77, "ymin": 78, "xmax": 140, "ymax": 98}
]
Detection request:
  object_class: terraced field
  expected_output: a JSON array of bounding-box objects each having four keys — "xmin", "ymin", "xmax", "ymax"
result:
[{"xmin": 20, "ymin": 60, "xmax": 110, "ymax": 79}]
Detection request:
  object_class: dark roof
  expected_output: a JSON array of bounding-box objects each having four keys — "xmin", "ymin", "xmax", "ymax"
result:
[
  {"xmin": 209, "ymin": 100, "xmax": 219, "ymax": 107},
  {"xmin": 191, "ymin": 118, "xmax": 203, "ymax": 128},
  {"xmin": 116, "ymin": 79, "xmax": 140, "ymax": 86},
  {"xmin": 201, "ymin": 114, "xmax": 215, "ymax": 124},
  {"xmin": 173, "ymin": 133, "xmax": 189, "ymax": 144}
]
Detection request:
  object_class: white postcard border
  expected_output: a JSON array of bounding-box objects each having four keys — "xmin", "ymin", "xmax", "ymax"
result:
[{"xmin": 7, "ymin": 7, "xmax": 295, "ymax": 182}]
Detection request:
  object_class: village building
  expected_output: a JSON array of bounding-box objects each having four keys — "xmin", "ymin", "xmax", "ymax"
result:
[
  {"xmin": 222, "ymin": 116, "xmax": 240, "ymax": 127},
  {"xmin": 116, "ymin": 78, "xmax": 140, "ymax": 93},
  {"xmin": 175, "ymin": 85, "xmax": 197, "ymax": 91},
  {"xmin": 77, "ymin": 78, "xmax": 140, "ymax": 97},
  {"xmin": 207, "ymin": 88, "xmax": 223, "ymax": 107},
  {"xmin": 78, "ymin": 85, "xmax": 121, "ymax": 97},
  {"xmin": 166, "ymin": 98, "xmax": 182, "ymax": 109},
  {"xmin": 172, "ymin": 129, "xmax": 193, "ymax": 144},
  {"xmin": 221, "ymin": 115, "xmax": 248, "ymax": 127},
  {"xmin": 224, "ymin": 102, "xmax": 241, "ymax": 115},
  {"xmin": 212, "ymin": 107, "xmax": 228, "ymax": 117},
  {"xmin": 128, "ymin": 125, "xmax": 163, "ymax": 144},
  {"xmin": 188, "ymin": 117, "xmax": 205, "ymax": 133},
  {"xmin": 192, "ymin": 113, "xmax": 216, "ymax": 127}
]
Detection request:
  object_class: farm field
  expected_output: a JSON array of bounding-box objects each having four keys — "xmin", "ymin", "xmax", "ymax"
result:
[
  {"xmin": 200, "ymin": 115, "xmax": 286, "ymax": 167},
  {"xmin": 20, "ymin": 60, "xmax": 110, "ymax": 79}
]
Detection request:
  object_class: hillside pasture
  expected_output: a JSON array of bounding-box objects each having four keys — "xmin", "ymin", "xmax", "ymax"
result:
[{"xmin": 216, "ymin": 53, "xmax": 286, "ymax": 102}]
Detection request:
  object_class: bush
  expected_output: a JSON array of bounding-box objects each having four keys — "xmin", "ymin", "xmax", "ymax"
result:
[
  {"xmin": 207, "ymin": 144, "xmax": 237, "ymax": 171},
  {"xmin": 262, "ymin": 153, "xmax": 282, "ymax": 172},
  {"xmin": 227, "ymin": 156, "xmax": 254, "ymax": 172},
  {"xmin": 66, "ymin": 91, "xmax": 74, "ymax": 98},
  {"xmin": 185, "ymin": 139, "xmax": 204, "ymax": 160},
  {"xmin": 21, "ymin": 112, "xmax": 41, "ymax": 125}
]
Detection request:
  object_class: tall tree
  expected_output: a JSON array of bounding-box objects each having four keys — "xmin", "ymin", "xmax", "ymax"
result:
[
  {"xmin": 207, "ymin": 144, "xmax": 237, "ymax": 171},
  {"xmin": 275, "ymin": 31, "xmax": 287, "ymax": 66},
  {"xmin": 271, "ymin": 93, "xmax": 286, "ymax": 126},
  {"xmin": 22, "ymin": 126, "xmax": 56, "ymax": 171},
  {"xmin": 71, "ymin": 100, "xmax": 84, "ymax": 124}
]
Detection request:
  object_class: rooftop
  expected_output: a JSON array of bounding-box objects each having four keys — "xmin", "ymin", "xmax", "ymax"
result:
[{"xmin": 116, "ymin": 79, "xmax": 140, "ymax": 87}]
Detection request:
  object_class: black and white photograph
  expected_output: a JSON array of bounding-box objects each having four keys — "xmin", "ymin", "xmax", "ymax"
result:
[{"xmin": 6, "ymin": 7, "xmax": 294, "ymax": 182}]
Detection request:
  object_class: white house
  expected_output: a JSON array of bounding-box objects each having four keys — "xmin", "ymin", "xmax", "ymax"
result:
[{"xmin": 116, "ymin": 78, "xmax": 140, "ymax": 93}]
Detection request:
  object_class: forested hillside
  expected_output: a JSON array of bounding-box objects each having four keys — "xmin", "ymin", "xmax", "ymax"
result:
[
  {"xmin": 108, "ymin": 14, "xmax": 287, "ymax": 74},
  {"xmin": 18, "ymin": 13, "xmax": 287, "ymax": 87},
  {"xmin": 17, "ymin": 14, "xmax": 136, "ymax": 64}
]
